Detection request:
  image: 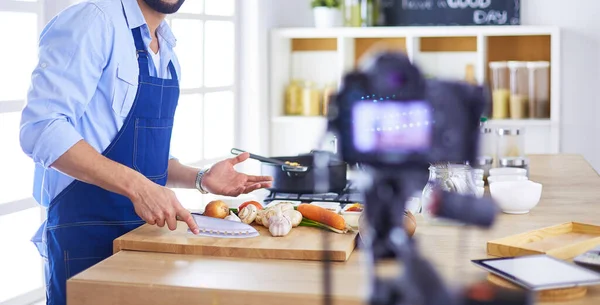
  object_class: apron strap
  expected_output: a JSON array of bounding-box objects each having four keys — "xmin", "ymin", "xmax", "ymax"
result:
[
  {"xmin": 132, "ymin": 27, "xmax": 151, "ymax": 77},
  {"xmin": 167, "ymin": 61, "xmax": 178, "ymax": 81}
]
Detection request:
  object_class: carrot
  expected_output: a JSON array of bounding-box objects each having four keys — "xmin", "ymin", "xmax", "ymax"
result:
[{"xmin": 297, "ymin": 204, "xmax": 346, "ymax": 231}]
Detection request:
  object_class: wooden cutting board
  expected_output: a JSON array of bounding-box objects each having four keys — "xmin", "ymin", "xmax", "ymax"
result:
[{"xmin": 113, "ymin": 224, "xmax": 359, "ymax": 262}]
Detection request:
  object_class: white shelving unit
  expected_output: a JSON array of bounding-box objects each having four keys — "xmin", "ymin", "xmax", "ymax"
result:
[{"xmin": 268, "ymin": 26, "xmax": 561, "ymax": 157}]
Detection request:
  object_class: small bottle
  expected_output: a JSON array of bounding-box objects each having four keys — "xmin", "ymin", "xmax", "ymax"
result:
[{"xmin": 284, "ymin": 80, "xmax": 302, "ymax": 115}]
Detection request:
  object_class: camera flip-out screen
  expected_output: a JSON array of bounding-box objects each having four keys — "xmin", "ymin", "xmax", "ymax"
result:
[{"xmin": 352, "ymin": 100, "xmax": 433, "ymax": 153}]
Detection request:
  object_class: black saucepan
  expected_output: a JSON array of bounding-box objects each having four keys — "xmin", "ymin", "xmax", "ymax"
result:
[{"xmin": 231, "ymin": 148, "xmax": 347, "ymax": 194}]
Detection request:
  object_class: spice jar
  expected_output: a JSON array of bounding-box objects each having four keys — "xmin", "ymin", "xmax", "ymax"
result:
[
  {"xmin": 496, "ymin": 128, "xmax": 525, "ymax": 160},
  {"xmin": 473, "ymin": 156, "xmax": 493, "ymax": 184},
  {"xmin": 489, "ymin": 61, "xmax": 509, "ymax": 119},
  {"xmin": 527, "ymin": 61, "xmax": 550, "ymax": 118},
  {"xmin": 421, "ymin": 163, "xmax": 477, "ymax": 224},
  {"xmin": 284, "ymin": 80, "xmax": 302, "ymax": 115},
  {"xmin": 301, "ymin": 81, "xmax": 321, "ymax": 116},
  {"xmin": 499, "ymin": 157, "xmax": 530, "ymax": 177},
  {"xmin": 508, "ymin": 61, "xmax": 529, "ymax": 119}
]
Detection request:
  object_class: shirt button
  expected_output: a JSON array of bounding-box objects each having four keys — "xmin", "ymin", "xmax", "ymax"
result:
[{"xmin": 40, "ymin": 63, "xmax": 47, "ymax": 69}]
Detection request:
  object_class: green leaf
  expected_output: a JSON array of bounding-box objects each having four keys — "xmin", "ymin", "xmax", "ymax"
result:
[{"xmin": 311, "ymin": 0, "xmax": 340, "ymax": 8}]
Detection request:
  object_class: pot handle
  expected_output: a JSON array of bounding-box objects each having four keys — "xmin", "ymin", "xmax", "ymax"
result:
[{"xmin": 281, "ymin": 165, "xmax": 309, "ymax": 173}]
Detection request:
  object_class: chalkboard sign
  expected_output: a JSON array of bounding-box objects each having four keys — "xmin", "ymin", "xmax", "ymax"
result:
[{"xmin": 379, "ymin": 0, "xmax": 520, "ymax": 26}]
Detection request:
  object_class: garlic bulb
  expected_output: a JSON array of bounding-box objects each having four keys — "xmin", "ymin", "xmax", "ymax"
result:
[
  {"xmin": 283, "ymin": 210, "xmax": 303, "ymax": 227},
  {"xmin": 268, "ymin": 211, "xmax": 292, "ymax": 237},
  {"xmin": 255, "ymin": 209, "xmax": 265, "ymax": 225},
  {"xmin": 239, "ymin": 205, "xmax": 258, "ymax": 224},
  {"xmin": 224, "ymin": 211, "xmax": 241, "ymax": 222},
  {"xmin": 278, "ymin": 203, "xmax": 294, "ymax": 213},
  {"xmin": 262, "ymin": 208, "xmax": 279, "ymax": 228}
]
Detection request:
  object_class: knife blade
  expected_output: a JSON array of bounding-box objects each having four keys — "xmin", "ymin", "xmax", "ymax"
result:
[{"xmin": 183, "ymin": 213, "xmax": 260, "ymax": 238}]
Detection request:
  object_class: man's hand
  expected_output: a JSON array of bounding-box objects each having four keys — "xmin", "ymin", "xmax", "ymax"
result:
[
  {"xmin": 202, "ymin": 152, "xmax": 273, "ymax": 197},
  {"xmin": 130, "ymin": 181, "xmax": 200, "ymax": 234}
]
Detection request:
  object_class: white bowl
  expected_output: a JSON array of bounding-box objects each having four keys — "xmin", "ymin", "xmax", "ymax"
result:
[
  {"xmin": 489, "ymin": 180, "xmax": 543, "ymax": 214},
  {"xmin": 487, "ymin": 175, "xmax": 529, "ymax": 184},
  {"xmin": 489, "ymin": 167, "xmax": 528, "ymax": 177}
]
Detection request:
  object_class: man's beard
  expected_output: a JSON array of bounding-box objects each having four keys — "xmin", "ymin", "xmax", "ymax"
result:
[{"xmin": 143, "ymin": 0, "xmax": 185, "ymax": 14}]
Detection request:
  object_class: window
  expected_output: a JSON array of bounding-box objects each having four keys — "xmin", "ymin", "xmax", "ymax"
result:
[
  {"xmin": 167, "ymin": 0, "xmax": 239, "ymax": 209},
  {"xmin": 0, "ymin": 1, "xmax": 46, "ymax": 305}
]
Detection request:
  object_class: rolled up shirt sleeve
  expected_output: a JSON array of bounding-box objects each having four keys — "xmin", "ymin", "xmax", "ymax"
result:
[{"xmin": 19, "ymin": 3, "xmax": 112, "ymax": 168}]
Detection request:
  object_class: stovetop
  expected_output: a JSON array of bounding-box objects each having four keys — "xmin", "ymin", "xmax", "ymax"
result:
[{"xmin": 264, "ymin": 183, "xmax": 365, "ymax": 204}]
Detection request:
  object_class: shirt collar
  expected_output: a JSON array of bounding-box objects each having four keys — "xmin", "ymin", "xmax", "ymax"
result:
[{"xmin": 121, "ymin": 0, "xmax": 177, "ymax": 48}]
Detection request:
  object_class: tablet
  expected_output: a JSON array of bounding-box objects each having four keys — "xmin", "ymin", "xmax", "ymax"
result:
[{"xmin": 472, "ymin": 255, "xmax": 600, "ymax": 291}]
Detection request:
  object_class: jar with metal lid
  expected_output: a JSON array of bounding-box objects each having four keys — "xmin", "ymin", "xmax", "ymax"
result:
[
  {"xmin": 421, "ymin": 163, "xmax": 477, "ymax": 225},
  {"xmin": 473, "ymin": 156, "xmax": 493, "ymax": 184},
  {"xmin": 499, "ymin": 157, "xmax": 530, "ymax": 177},
  {"xmin": 508, "ymin": 61, "xmax": 529, "ymax": 119},
  {"xmin": 496, "ymin": 127, "xmax": 525, "ymax": 160},
  {"xmin": 480, "ymin": 125, "xmax": 496, "ymax": 165}
]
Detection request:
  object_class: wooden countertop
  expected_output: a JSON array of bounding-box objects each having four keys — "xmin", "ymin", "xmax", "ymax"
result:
[{"xmin": 68, "ymin": 154, "xmax": 600, "ymax": 305}]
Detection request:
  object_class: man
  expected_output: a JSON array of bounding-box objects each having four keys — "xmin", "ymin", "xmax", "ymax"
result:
[{"xmin": 19, "ymin": 0, "xmax": 272, "ymax": 304}]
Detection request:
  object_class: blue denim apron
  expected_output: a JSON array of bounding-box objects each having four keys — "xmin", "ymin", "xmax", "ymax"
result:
[{"xmin": 31, "ymin": 26, "xmax": 179, "ymax": 305}]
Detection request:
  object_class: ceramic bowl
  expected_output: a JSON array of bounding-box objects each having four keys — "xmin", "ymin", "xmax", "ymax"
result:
[
  {"xmin": 487, "ymin": 175, "xmax": 529, "ymax": 184},
  {"xmin": 489, "ymin": 167, "xmax": 528, "ymax": 177},
  {"xmin": 489, "ymin": 180, "xmax": 543, "ymax": 214}
]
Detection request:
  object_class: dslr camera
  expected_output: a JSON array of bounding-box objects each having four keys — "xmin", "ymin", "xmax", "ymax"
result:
[{"xmin": 323, "ymin": 51, "xmax": 509, "ymax": 305}]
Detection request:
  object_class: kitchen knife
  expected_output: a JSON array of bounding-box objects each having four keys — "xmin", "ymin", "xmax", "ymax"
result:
[{"xmin": 186, "ymin": 213, "xmax": 260, "ymax": 238}]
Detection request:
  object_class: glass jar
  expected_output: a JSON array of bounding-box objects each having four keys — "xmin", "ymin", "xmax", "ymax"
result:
[
  {"xmin": 499, "ymin": 157, "xmax": 530, "ymax": 177},
  {"xmin": 480, "ymin": 125, "xmax": 496, "ymax": 164},
  {"xmin": 473, "ymin": 156, "xmax": 493, "ymax": 184},
  {"xmin": 421, "ymin": 164, "xmax": 478, "ymax": 224},
  {"xmin": 489, "ymin": 61, "xmax": 509, "ymax": 119},
  {"xmin": 284, "ymin": 80, "xmax": 302, "ymax": 115},
  {"xmin": 301, "ymin": 81, "xmax": 321, "ymax": 116},
  {"xmin": 527, "ymin": 61, "xmax": 550, "ymax": 118},
  {"xmin": 343, "ymin": 0, "xmax": 362, "ymax": 27},
  {"xmin": 322, "ymin": 82, "xmax": 337, "ymax": 116},
  {"xmin": 508, "ymin": 61, "xmax": 529, "ymax": 119},
  {"xmin": 496, "ymin": 128, "xmax": 525, "ymax": 159}
]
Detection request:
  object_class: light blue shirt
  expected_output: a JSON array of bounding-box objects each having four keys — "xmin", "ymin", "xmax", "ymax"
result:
[{"xmin": 19, "ymin": 0, "xmax": 181, "ymax": 206}]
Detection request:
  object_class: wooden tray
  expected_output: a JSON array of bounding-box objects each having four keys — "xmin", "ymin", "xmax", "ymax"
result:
[
  {"xmin": 114, "ymin": 224, "xmax": 359, "ymax": 262},
  {"xmin": 487, "ymin": 222, "xmax": 600, "ymax": 260}
]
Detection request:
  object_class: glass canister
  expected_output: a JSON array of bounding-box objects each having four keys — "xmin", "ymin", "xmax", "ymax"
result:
[
  {"xmin": 496, "ymin": 128, "xmax": 525, "ymax": 159},
  {"xmin": 508, "ymin": 61, "xmax": 529, "ymax": 119},
  {"xmin": 489, "ymin": 61, "xmax": 509, "ymax": 119},
  {"xmin": 421, "ymin": 163, "xmax": 478, "ymax": 224},
  {"xmin": 284, "ymin": 80, "xmax": 302, "ymax": 115},
  {"xmin": 479, "ymin": 124, "xmax": 496, "ymax": 164},
  {"xmin": 499, "ymin": 157, "xmax": 530, "ymax": 177},
  {"xmin": 321, "ymin": 82, "xmax": 337, "ymax": 116},
  {"xmin": 301, "ymin": 81, "xmax": 321, "ymax": 116},
  {"xmin": 343, "ymin": 0, "xmax": 362, "ymax": 27},
  {"xmin": 527, "ymin": 61, "xmax": 550, "ymax": 118},
  {"xmin": 473, "ymin": 156, "xmax": 493, "ymax": 184}
]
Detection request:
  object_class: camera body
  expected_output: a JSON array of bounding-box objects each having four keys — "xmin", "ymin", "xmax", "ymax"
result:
[{"xmin": 328, "ymin": 51, "xmax": 489, "ymax": 168}]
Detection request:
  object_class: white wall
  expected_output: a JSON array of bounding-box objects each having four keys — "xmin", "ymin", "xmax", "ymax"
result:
[{"xmin": 256, "ymin": 0, "xmax": 600, "ymax": 171}]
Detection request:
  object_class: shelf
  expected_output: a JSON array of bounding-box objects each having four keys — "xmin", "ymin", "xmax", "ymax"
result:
[
  {"xmin": 273, "ymin": 26, "xmax": 559, "ymax": 39},
  {"xmin": 271, "ymin": 116, "xmax": 327, "ymax": 123},
  {"xmin": 271, "ymin": 116, "xmax": 552, "ymax": 127},
  {"xmin": 487, "ymin": 119, "xmax": 554, "ymax": 127}
]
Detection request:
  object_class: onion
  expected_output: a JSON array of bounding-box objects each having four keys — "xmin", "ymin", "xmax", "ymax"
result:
[{"xmin": 203, "ymin": 200, "xmax": 229, "ymax": 219}]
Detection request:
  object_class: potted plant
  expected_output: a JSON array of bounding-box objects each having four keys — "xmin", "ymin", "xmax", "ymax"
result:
[{"xmin": 311, "ymin": 0, "xmax": 342, "ymax": 28}]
